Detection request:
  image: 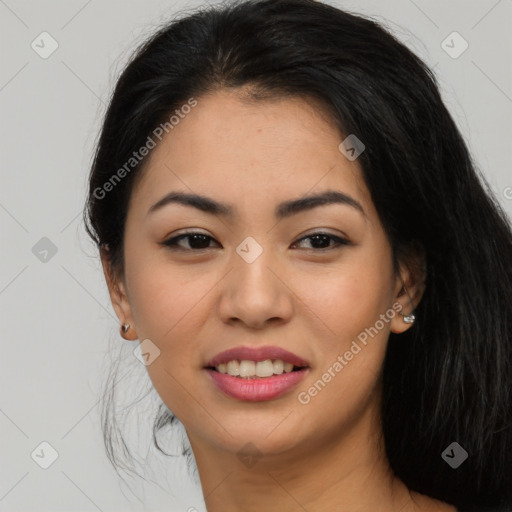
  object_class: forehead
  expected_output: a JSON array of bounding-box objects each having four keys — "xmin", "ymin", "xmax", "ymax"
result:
[{"xmin": 130, "ymin": 88, "xmax": 374, "ymax": 220}]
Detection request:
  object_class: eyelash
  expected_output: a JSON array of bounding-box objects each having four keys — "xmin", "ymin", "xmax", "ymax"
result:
[{"xmin": 161, "ymin": 231, "xmax": 351, "ymax": 252}]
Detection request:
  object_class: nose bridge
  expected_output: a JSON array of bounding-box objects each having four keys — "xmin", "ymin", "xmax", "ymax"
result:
[
  {"xmin": 217, "ymin": 234, "xmax": 292, "ymax": 326},
  {"xmin": 232, "ymin": 234, "xmax": 278, "ymax": 296}
]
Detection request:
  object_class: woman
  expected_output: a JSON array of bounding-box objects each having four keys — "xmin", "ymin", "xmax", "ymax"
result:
[{"xmin": 83, "ymin": 0, "xmax": 512, "ymax": 510}]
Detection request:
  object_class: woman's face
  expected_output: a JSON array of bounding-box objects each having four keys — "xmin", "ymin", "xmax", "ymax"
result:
[{"xmin": 105, "ymin": 89, "xmax": 414, "ymax": 460}]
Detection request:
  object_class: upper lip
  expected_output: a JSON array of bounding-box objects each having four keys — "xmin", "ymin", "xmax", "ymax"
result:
[{"xmin": 205, "ymin": 346, "xmax": 310, "ymax": 368}]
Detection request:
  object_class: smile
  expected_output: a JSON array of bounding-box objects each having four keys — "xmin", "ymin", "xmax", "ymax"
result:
[{"xmin": 204, "ymin": 346, "xmax": 310, "ymax": 401}]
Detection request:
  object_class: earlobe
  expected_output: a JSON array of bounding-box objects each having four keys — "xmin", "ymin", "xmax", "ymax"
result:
[
  {"xmin": 119, "ymin": 322, "xmax": 138, "ymax": 341},
  {"xmin": 398, "ymin": 310, "xmax": 416, "ymax": 325}
]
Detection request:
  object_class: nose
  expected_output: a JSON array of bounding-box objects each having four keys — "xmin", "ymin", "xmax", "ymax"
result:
[{"xmin": 216, "ymin": 245, "xmax": 294, "ymax": 329}]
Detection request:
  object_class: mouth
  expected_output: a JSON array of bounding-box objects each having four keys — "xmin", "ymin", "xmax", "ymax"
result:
[{"xmin": 203, "ymin": 346, "xmax": 310, "ymax": 401}]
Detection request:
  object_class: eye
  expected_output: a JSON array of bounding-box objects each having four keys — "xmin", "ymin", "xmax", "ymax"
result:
[
  {"xmin": 291, "ymin": 232, "xmax": 351, "ymax": 251},
  {"xmin": 162, "ymin": 231, "xmax": 219, "ymax": 251}
]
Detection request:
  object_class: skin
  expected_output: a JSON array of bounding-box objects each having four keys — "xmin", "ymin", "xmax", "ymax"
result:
[{"xmin": 102, "ymin": 88, "xmax": 456, "ymax": 512}]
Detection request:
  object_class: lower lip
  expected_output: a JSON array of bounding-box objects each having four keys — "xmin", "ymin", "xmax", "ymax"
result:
[{"xmin": 205, "ymin": 368, "xmax": 309, "ymax": 401}]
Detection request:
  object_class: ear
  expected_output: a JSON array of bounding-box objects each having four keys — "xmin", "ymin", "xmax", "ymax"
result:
[
  {"xmin": 390, "ymin": 240, "xmax": 427, "ymax": 334},
  {"xmin": 100, "ymin": 245, "xmax": 138, "ymax": 341}
]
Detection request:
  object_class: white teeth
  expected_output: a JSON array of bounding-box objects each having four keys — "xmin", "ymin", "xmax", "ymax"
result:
[
  {"xmin": 227, "ymin": 360, "xmax": 240, "ymax": 376},
  {"xmin": 239, "ymin": 360, "xmax": 256, "ymax": 377},
  {"xmin": 214, "ymin": 359, "xmax": 302, "ymax": 378},
  {"xmin": 256, "ymin": 359, "xmax": 274, "ymax": 377},
  {"xmin": 273, "ymin": 360, "xmax": 284, "ymax": 375},
  {"xmin": 283, "ymin": 361, "xmax": 293, "ymax": 373}
]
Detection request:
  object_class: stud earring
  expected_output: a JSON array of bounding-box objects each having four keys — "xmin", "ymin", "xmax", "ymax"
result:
[
  {"xmin": 121, "ymin": 323, "xmax": 130, "ymax": 333},
  {"xmin": 399, "ymin": 311, "xmax": 416, "ymax": 324}
]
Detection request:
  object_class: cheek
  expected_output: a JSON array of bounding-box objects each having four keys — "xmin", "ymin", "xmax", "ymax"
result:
[
  {"xmin": 291, "ymin": 253, "xmax": 394, "ymax": 408},
  {"xmin": 292, "ymin": 298, "xmax": 389, "ymax": 436},
  {"xmin": 126, "ymin": 260, "xmax": 214, "ymax": 341},
  {"xmin": 293, "ymin": 254, "xmax": 394, "ymax": 349},
  {"xmin": 124, "ymin": 264, "xmax": 215, "ymax": 421}
]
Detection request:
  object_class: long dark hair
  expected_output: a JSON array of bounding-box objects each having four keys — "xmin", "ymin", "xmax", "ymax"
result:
[{"xmin": 83, "ymin": 1, "xmax": 512, "ymax": 510}]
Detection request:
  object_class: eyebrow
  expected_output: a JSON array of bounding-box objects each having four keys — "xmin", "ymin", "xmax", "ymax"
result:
[{"xmin": 147, "ymin": 190, "xmax": 366, "ymax": 219}]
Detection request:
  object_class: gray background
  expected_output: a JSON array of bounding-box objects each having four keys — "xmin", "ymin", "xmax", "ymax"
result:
[{"xmin": 1, "ymin": 0, "xmax": 511, "ymax": 511}]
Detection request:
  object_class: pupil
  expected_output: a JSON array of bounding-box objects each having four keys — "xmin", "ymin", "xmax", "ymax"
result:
[
  {"xmin": 189, "ymin": 234, "xmax": 210, "ymax": 249},
  {"xmin": 310, "ymin": 235, "xmax": 330, "ymax": 249}
]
